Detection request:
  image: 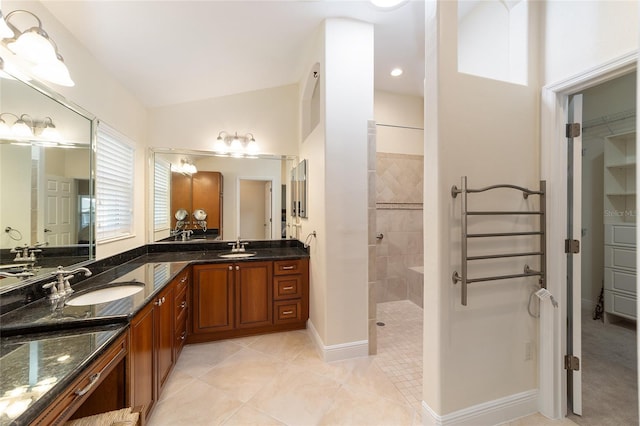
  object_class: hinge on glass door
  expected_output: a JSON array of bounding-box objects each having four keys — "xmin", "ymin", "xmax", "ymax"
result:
[
  {"xmin": 564, "ymin": 354, "xmax": 580, "ymax": 371},
  {"xmin": 566, "ymin": 123, "xmax": 581, "ymax": 138},
  {"xmin": 565, "ymin": 239, "xmax": 580, "ymax": 254}
]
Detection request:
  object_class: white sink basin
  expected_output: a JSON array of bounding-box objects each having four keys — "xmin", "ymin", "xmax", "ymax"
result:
[
  {"xmin": 66, "ymin": 283, "xmax": 144, "ymax": 306},
  {"xmin": 218, "ymin": 251, "xmax": 257, "ymax": 259}
]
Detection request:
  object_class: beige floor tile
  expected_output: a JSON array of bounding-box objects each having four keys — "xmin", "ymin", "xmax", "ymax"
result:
[
  {"xmin": 201, "ymin": 347, "xmax": 287, "ymax": 402},
  {"xmin": 222, "ymin": 404, "xmax": 286, "ymax": 426},
  {"xmin": 148, "ymin": 379, "xmax": 243, "ymax": 426},
  {"xmin": 248, "ymin": 366, "xmax": 342, "ymax": 425},
  {"xmin": 318, "ymin": 385, "xmax": 416, "ymax": 426},
  {"xmin": 290, "ymin": 345, "xmax": 363, "ymax": 384},
  {"xmin": 506, "ymin": 413, "xmax": 578, "ymax": 425},
  {"xmin": 345, "ymin": 356, "xmax": 407, "ymax": 404},
  {"xmin": 247, "ymin": 330, "xmax": 314, "ymax": 361},
  {"xmin": 175, "ymin": 340, "xmax": 244, "ymax": 378},
  {"xmin": 157, "ymin": 368, "xmax": 198, "ymax": 403}
]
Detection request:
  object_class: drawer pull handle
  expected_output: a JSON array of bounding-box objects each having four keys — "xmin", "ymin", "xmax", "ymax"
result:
[
  {"xmin": 282, "ymin": 286, "xmax": 294, "ymax": 290},
  {"xmin": 75, "ymin": 372, "xmax": 101, "ymax": 396},
  {"xmin": 181, "ymin": 276, "xmax": 188, "ymax": 283},
  {"xmin": 282, "ymin": 310, "xmax": 294, "ymax": 315},
  {"xmin": 180, "ymin": 331, "xmax": 187, "ymax": 340},
  {"xmin": 281, "ymin": 266, "xmax": 295, "ymax": 270}
]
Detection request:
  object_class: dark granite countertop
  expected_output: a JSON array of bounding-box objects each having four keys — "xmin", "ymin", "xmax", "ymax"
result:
[
  {"xmin": 0, "ymin": 242, "xmax": 309, "ymax": 425},
  {"xmin": 0, "ymin": 324, "xmax": 127, "ymax": 426},
  {"xmin": 0, "ymin": 246, "xmax": 309, "ymax": 336}
]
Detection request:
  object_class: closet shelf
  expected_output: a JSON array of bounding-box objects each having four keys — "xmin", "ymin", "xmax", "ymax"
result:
[{"xmin": 606, "ymin": 162, "xmax": 636, "ymax": 170}]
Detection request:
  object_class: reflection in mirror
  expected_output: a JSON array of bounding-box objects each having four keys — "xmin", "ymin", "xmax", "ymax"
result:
[
  {"xmin": 152, "ymin": 150, "xmax": 297, "ymax": 242},
  {"xmin": 0, "ymin": 74, "xmax": 95, "ymax": 292},
  {"xmin": 291, "ymin": 159, "xmax": 308, "ymax": 219}
]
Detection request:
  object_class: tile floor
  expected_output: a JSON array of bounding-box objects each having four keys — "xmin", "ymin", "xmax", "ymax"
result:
[{"xmin": 149, "ymin": 300, "xmax": 576, "ymax": 425}]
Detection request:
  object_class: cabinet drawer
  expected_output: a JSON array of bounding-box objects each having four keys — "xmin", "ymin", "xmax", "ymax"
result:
[
  {"xmin": 175, "ymin": 269, "xmax": 190, "ymax": 293},
  {"xmin": 604, "ymin": 246, "xmax": 637, "ymax": 270},
  {"xmin": 274, "ymin": 259, "xmax": 302, "ymax": 275},
  {"xmin": 604, "ymin": 290, "xmax": 636, "ymax": 320},
  {"xmin": 175, "ymin": 317, "xmax": 187, "ymax": 357},
  {"xmin": 175, "ymin": 284, "xmax": 188, "ymax": 320},
  {"xmin": 604, "ymin": 268, "xmax": 637, "ymax": 295},
  {"xmin": 32, "ymin": 333, "xmax": 128, "ymax": 425},
  {"xmin": 605, "ymin": 223, "xmax": 636, "ymax": 247},
  {"xmin": 273, "ymin": 275, "xmax": 302, "ymax": 300},
  {"xmin": 274, "ymin": 300, "xmax": 302, "ymax": 323}
]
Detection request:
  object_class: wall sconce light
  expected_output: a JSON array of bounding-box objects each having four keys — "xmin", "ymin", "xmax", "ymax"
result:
[
  {"xmin": 1, "ymin": 9, "xmax": 74, "ymax": 87},
  {"xmin": 214, "ymin": 131, "xmax": 258, "ymax": 156},
  {"xmin": 0, "ymin": 113, "xmax": 33, "ymax": 137},
  {"xmin": 171, "ymin": 159, "xmax": 198, "ymax": 175},
  {"xmin": 0, "ymin": 113, "xmax": 63, "ymax": 142}
]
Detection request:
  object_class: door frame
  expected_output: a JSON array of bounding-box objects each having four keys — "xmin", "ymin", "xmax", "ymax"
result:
[
  {"xmin": 236, "ymin": 176, "xmax": 275, "ymax": 239},
  {"xmin": 539, "ymin": 51, "xmax": 638, "ymax": 419}
]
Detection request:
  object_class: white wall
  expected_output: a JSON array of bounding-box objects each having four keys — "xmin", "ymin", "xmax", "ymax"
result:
[
  {"xmin": 148, "ymin": 85, "xmax": 299, "ymax": 157},
  {"xmin": 299, "ymin": 19, "xmax": 373, "ymax": 355},
  {"xmin": 5, "ymin": 0, "xmax": 149, "ymax": 259},
  {"xmin": 374, "ymin": 90, "xmax": 423, "ymax": 155},
  {"xmin": 542, "ymin": 1, "xmax": 639, "ymax": 86},
  {"xmin": 424, "ymin": 0, "xmax": 541, "ymax": 418}
]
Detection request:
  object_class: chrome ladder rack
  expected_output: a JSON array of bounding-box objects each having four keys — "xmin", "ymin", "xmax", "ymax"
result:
[{"xmin": 451, "ymin": 176, "xmax": 546, "ymax": 306}]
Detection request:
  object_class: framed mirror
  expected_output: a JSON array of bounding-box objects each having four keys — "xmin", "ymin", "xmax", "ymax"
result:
[
  {"xmin": 291, "ymin": 159, "xmax": 308, "ymax": 219},
  {"xmin": 151, "ymin": 149, "xmax": 297, "ymax": 242},
  {"xmin": 0, "ymin": 72, "xmax": 96, "ymax": 293}
]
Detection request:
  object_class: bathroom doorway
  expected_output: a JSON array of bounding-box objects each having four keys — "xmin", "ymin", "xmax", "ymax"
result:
[
  {"xmin": 567, "ymin": 72, "xmax": 637, "ymax": 425},
  {"xmin": 238, "ymin": 178, "xmax": 273, "ymax": 240}
]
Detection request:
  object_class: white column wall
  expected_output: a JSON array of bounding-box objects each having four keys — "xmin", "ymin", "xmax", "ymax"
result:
[{"xmin": 424, "ymin": 0, "xmax": 541, "ymax": 418}]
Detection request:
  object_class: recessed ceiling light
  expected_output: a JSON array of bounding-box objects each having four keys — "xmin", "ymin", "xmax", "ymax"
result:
[
  {"xmin": 390, "ymin": 68, "xmax": 403, "ymax": 77},
  {"xmin": 369, "ymin": 0, "xmax": 409, "ymax": 9}
]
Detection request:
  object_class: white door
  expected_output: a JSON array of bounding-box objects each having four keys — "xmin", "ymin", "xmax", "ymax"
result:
[
  {"xmin": 45, "ymin": 175, "xmax": 75, "ymax": 246},
  {"xmin": 264, "ymin": 181, "xmax": 272, "ymax": 239},
  {"xmin": 567, "ymin": 94, "xmax": 583, "ymax": 416}
]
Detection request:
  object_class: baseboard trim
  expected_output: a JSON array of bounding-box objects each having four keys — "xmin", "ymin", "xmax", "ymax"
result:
[
  {"xmin": 421, "ymin": 389, "xmax": 538, "ymax": 426},
  {"xmin": 307, "ymin": 319, "xmax": 369, "ymax": 362}
]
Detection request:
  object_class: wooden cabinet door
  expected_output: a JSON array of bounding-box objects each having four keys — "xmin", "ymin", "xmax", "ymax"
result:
[
  {"xmin": 155, "ymin": 285, "xmax": 174, "ymax": 397},
  {"xmin": 235, "ymin": 261, "xmax": 273, "ymax": 328},
  {"xmin": 192, "ymin": 171, "xmax": 222, "ymax": 232},
  {"xmin": 192, "ymin": 263, "xmax": 234, "ymax": 333},
  {"xmin": 130, "ymin": 303, "xmax": 155, "ymax": 425},
  {"xmin": 171, "ymin": 172, "xmax": 192, "ymax": 229}
]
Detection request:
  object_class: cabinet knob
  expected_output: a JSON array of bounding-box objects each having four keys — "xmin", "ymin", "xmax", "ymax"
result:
[
  {"xmin": 228, "ymin": 265, "xmax": 233, "ymax": 270},
  {"xmin": 180, "ymin": 331, "xmax": 187, "ymax": 340},
  {"xmin": 180, "ymin": 301, "xmax": 187, "ymax": 309},
  {"xmin": 235, "ymin": 265, "xmax": 240, "ymax": 271}
]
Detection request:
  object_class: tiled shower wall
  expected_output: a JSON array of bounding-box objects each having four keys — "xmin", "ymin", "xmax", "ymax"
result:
[{"xmin": 375, "ymin": 153, "xmax": 424, "ymax": 304}]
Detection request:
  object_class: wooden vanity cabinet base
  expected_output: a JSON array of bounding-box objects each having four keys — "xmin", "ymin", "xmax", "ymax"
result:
[{"xmin": 187, "ymin": 258, "xmax": 309, "ymax": 344}]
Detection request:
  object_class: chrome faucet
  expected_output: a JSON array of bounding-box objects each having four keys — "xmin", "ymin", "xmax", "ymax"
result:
[
  {"xmin": 181, "ymin": 229, "xmax": 193, "ymax": 241},
  {"xmin": 42, "ymin": 266, "xmax": 92, "ymax": 300},
  {"xmin": 228, "ymin": 237, "xmax": 248, "ymax": 253},
  {"xmin": 11, "ymin": 242, "xmax": 48, "ymax": 264}
]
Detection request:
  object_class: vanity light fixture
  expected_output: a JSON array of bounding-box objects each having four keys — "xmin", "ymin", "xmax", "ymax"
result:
[
  {"xmin": 0, "ymin": 112, "xmax": 64, "ymax": 141},
  {"xmin": 1, "ymin": 9, "xmax": 75, "ymax": 86},
  {"xmin": 0, "ymin": 11, "xmax": 14, "ymax": 39},
  {"xmin": 171, "ymin": 159, "xmax": 198, "ymax": 175},
  {"xmin": 40, "ymin": 116, "xmax": 61, "ymax": 141},
  {"xmin": 215, "ymin": 131, "xmax": 258, "ymax": 156}
]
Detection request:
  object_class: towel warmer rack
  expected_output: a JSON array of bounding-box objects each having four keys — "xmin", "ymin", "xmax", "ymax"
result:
[{"xmin": 451, "ymin": 176, "xmax": 546, "ymax": 306}]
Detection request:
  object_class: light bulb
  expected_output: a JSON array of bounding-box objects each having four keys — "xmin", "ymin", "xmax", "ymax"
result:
[
  {"xmin": 33, "ymin": 55, "xmax": 74, "ymax": 87},
  {"xmin": 41, "ymin": 125, "xmax": 61, "ymax": 141},
  {"xmin": 230, "ymin": 136, "xmax": 242, "ymax": 152},
  {"xmin": 12, "ymin": 120, "xmax": 33, "ymax": 137},
  {"xmin": 247, "ymin": 138, "xmax": 258, "ymax": 154},
  {"xmin": 8, "ymin": 28, "xmax": 57, "ymax": 64},
  {"xmin": 214, "ymin": 137, "xmax": 227, "ymax": 154}
]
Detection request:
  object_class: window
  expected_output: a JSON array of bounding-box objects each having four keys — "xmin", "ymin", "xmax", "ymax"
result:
[
  {"xmin": 96, "ymin": 122, "xmax": 135, "ymax": 242},
  {"xmin": 154, "ymin": 157, "xmax": 171, "ymax": 230}
]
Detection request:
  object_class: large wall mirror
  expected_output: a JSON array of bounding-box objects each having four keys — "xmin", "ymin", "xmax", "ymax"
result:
[
  {"xmin": 0, "ymin": 73, "xmax": 96, "ymax": 293},
  {"xmin": 152, "ymin": 149, "xmax": 297, "ymax": 242}
]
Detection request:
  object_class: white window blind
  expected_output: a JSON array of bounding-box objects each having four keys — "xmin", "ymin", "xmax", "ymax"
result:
[
  {"xmin": 154, "ymin": 158, "xmax": 171, "ymax": 230},
  {"xmin": 96, "ymin": 122, "xmax": 135, "ymax": 242}
]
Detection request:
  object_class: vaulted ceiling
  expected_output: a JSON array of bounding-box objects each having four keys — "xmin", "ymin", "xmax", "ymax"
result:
[{"xmin": 42, "ymin": 0, "xmax": 425, "ymax": 108}]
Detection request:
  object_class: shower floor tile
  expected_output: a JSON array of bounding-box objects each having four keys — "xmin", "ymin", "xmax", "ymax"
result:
[{"xmin": 376, "ymin": 300, "xmax": 424, "ymax": 411}]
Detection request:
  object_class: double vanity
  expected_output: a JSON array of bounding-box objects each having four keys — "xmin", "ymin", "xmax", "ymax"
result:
[{"xmin": 0, "ymin": 240, "xmax": 310, "ymax": 425}]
